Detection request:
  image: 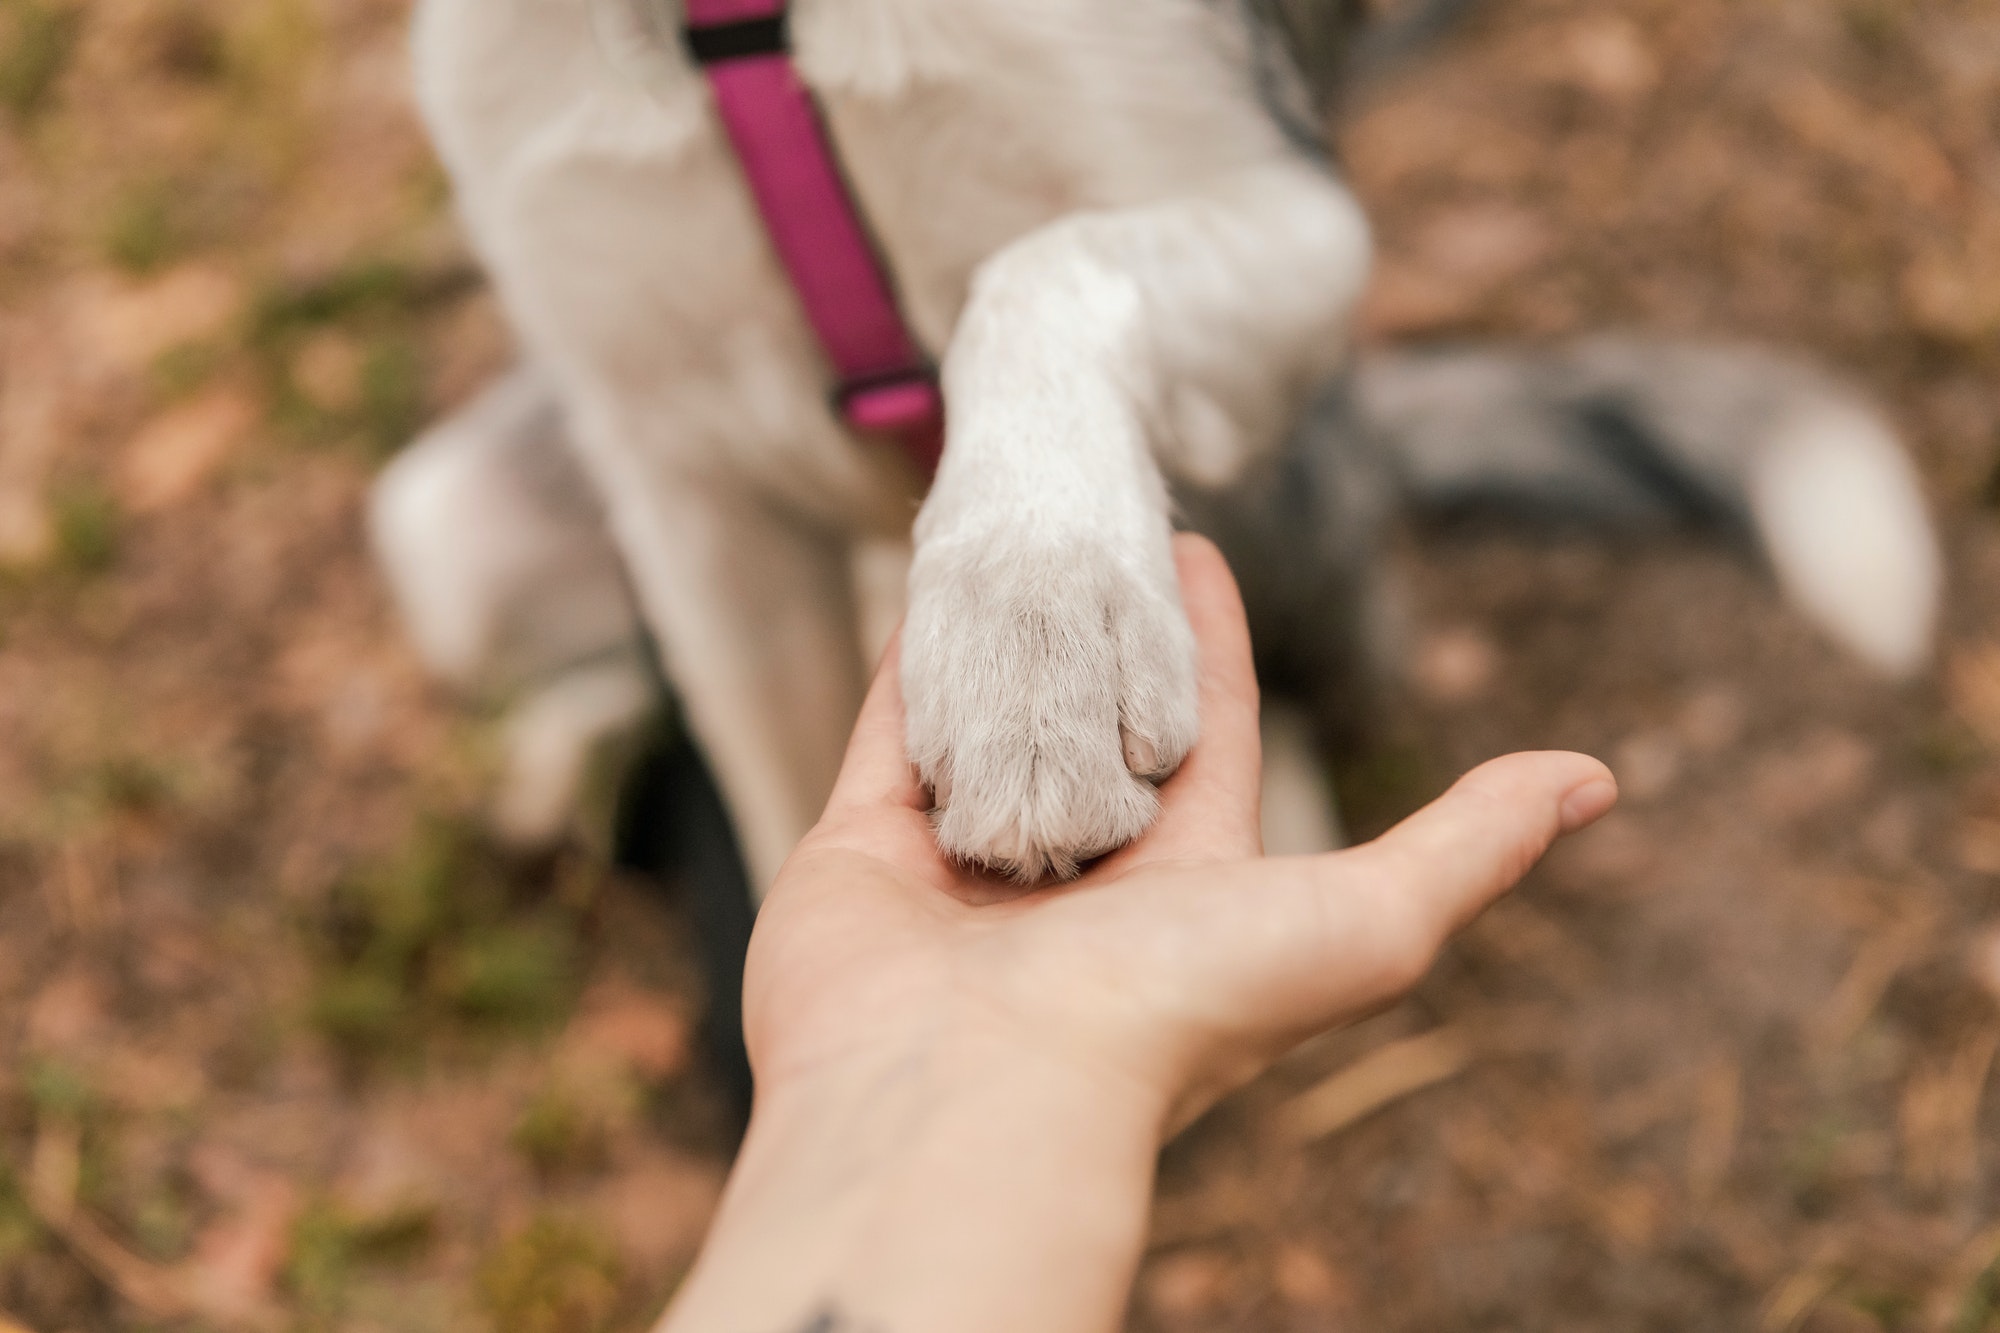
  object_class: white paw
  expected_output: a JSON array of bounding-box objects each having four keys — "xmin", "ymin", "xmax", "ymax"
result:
[{"xmin": 901, "ymin": 533, "xmax": 1199, "ymax": 881}]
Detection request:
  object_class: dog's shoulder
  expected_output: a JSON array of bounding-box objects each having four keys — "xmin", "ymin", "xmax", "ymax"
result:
[{"xmin": 415, "ymin": 0, "xmax": 710, "ymax": 196}]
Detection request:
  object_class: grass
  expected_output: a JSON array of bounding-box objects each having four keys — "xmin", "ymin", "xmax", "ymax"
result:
[
  {"xmin": 308, "ymin": 968, "xmax": 408, "ymax": 1055},
  {"xmin": 0, "ymin": 1162, "xmax": 42, "ymax": 1266},
  {"xmin": 1959, "ymin": 1258, "xmax": 2000, "ymax": 1333},
  {"xmin": 0, "ymin": 0, "xmax": 79, "ymax": 119},
  {"xmin": 357, "ymin": 335, "xmax": 425, "ymax": 456},
  {"xmin": 1914, "ymin": 719, "xmax": 1986, "ymax": 776},
  {"xmin": 20, "ymin": 1058, "xmax": 121, "ymax": 1220},
  {"xmin": 147, "ymin": 2, "xmax": 225, "ymax": 84},
  {"xmin": 307, "ymin": 818, "xmax": 583, "ymax": 1061},
  {"xmin": 512, "ymin": 1078, "xmax": 619, "ymax": 1178},
  {"xmin": 151, "ymin": 340, "xmax": 229, "ymax": 401},
  {"xmin": 478, "ymin": 1215, "xmax": 624, "ymax": 1333},
  {"xmin": 25, "ymin": 1055, "xmax": 94, "ymax": 1121},
  {"xmin": 87, "ymin": 753, "xmax": 180, "ymax": 816},
  {"xmin": 443, "ymin": 923, "xmax": 575, "ymax": 1025},
  {"xmin": 287, "ymin": 1195, "xmax": 438, "ymax": 1319},
  {"xmin": 249, "ymin": 259, "xmax": 459, "ymax": 457},
  {"xmin": 219, "ymin": 0, "xmax": 316, "ymax": 106},
  {"xmin": 50, "ymin": 481, "xmax": 118, "ymax": 575},
  {"xmin": 102, "ymin": 181, "xmax": 187, "ymax": 276},
  {"xmin": 1840, "ymin": 0, "xmax": 1904, "ymax": 55}
]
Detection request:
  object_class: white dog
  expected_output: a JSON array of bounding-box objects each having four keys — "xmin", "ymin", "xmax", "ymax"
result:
[{"xmin": 374, "ymin": 0, "xmax": 1940, "ymax": 891}]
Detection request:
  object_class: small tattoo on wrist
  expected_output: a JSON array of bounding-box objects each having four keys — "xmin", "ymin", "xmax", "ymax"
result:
[{"xmin": 792, "ymin": 1306, "xmax": 879, "ymax": 1333}]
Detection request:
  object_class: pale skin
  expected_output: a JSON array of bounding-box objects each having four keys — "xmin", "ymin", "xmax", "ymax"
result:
[{"xmin": 657, "ymin": 536, "xmax": 1619, "ymax": 1333}]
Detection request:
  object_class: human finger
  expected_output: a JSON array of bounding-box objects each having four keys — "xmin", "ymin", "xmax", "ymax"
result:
[
  {"xmin": 1340, "ymin": 751, "xmax": 1616, "ymax": 941},
  {"xmin": 1138, "ymin": 752, "xmax": 1612, "ymax": 1105},
  {"xmin": 821, "ymin": 632, "xmax": 929, "ymax": 817},
  {"xmin": 1129, "ymin": 534, "xmax": 1263, "ymax": 862}
]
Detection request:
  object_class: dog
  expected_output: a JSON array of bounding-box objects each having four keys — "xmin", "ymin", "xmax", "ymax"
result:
[{"xmin": 372, "ymin": 0, "xmax": 1941, "ymax": 897}]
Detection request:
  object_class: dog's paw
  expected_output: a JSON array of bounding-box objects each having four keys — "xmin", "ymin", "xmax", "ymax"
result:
[{"xmin": 901, "ymin": 534, "xmax": 1198, "ymax": 881}]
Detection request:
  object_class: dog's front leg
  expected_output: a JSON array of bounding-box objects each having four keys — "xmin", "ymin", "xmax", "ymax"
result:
[
  {"xmin": 605, "ymin": 477, "xmax": 869, "ymax": 896},
  {"xmin": 906, "ymin": 162, "xmax": 1371, "ymax": 880}
]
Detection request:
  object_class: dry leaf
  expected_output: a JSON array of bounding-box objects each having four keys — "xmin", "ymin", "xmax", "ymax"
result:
[
  {"xmin": 1277, "ymin": 1029, "xmax": 1472, "ymax": 1143},
  {"xmin": 1898, "ymin": 1031, "xmax": 1997, "ymax": 1194},
  {"xmin": 1812, "ymin": 915, "xmax": 1931, "ymax": 1057},
  {"xmin": 290, "ymin": 332, "xmax": 364, "ymax": 414},
  {"xmin": 1688, "ymin": 1061, "xmax": 1742, "ymax": 1204},
  {"xmin": 1563, "ymin": 15, "xmax": 1658, "ymax": 101},
  {"xmin": 1411, "ymin": 625, "xmax": 1500, "ymax": 704},
  {"xmin": 560, "ymin": 977, "xmax": 693, "ymax": 1084},
  {"xmin": 1272, "ymin": 1243, "xmax": 1349, "ymax": 1310},
  {"xmin": 117, "ymin": 387, "xmax": 256, "ymax": 513},
  {"xmin": 65, "ymin": 266, "xmax": 244, "ymax": 381},
  {"xmin": 1770, "ymin": 75, "xmax": 1958, "ymax": 211},
  {"xmin": 1950, "ymin": 646, "xmax": 2000, "ymax": 749},
  {"xmin": 1749, "ymin": 730, "xmax": 1873, "ymax": 824},
  {"xmin": 588, "ymin": 1147, "xmax": 724, "ymax": 1275},
  {"xmin": 1141, "ymin": 1248, "xmax": 1237, "ymax": 1321}
]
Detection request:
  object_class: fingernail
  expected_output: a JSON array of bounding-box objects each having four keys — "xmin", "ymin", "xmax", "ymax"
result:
[{"xmin": 1558, "ymin": 778, "xmax": 1618, "ymax": 834}]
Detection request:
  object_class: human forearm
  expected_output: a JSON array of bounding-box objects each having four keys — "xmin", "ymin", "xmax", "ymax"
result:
[{"xmin": 658, "ymin": 1029, "xmax": 1166, "ymax": 1333}]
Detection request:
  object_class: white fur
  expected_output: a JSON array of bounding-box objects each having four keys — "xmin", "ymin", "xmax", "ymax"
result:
[
  {"xmin": 1750, "ymin": 403, "xmax": 1941, "ymax": 678},
  {"xmin": 369, "ymin": 367, "xmax": 641, "ymax": 691},
  {"xmin": 406, "ymin": 0, "xmax": 1371, "ymax": 886},
  {"xmin": 492, "ymin": 658, "xmax": 656, "ymax": 846}
]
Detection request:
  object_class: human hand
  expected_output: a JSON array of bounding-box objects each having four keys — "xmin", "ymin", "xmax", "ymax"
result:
[
  {"xmin": 661, "ymin": 534, "xmax": 1614, "ymax": 1333},
  {"xmin": 746, "ymin": 533, "xmax": 1617, "ymax": 1130}
]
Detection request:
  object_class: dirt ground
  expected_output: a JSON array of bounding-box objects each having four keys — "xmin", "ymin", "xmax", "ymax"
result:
[{"xmin": 0, "ymin": 0, "xmax": 1996, "ymax": 1329}]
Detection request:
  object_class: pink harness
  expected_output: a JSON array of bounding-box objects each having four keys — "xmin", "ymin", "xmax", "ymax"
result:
[{"xmin": 683, "ymin": 0, "xmax": 945, "ymax": 479}]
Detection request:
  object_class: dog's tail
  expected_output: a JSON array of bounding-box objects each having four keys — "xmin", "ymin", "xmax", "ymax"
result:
[{"xmin": 1350, "ymin": 337, "xmax": 1942, "ymax": 676}]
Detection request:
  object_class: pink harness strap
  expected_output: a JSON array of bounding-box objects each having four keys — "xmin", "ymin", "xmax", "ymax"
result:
[{"xmin": 683, "ymin": 0, "xmax": 944, "ymax": 479}]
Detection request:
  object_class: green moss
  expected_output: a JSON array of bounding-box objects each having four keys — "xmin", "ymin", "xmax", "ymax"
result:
[
  {"xmin": 443, "ymin": 922, "xmax": 574, "ymax": 1029},
  {"xmin": 251, "ymin": 260, "xmax": 422, "ymax": 341},
  {"xmin": 308, "ymin": 967, "xmax": 408, "ymax": 1054},
  {"xmin": 0, "ymin": 0, "xmax": 80, "ymax": 119},
  {"xmin": 1841, "ymin": 0, "xmax": 1903, "ymax": 54},
  {"xmin": 479, "ymin": 1216, "xmax": 623, "ymax": 1333},
  {"xmin": 220, "ymin": 0, "xmax": 317, "ymax": 104},
  {"xmin": 249, "ymin": 260, "xmax": 449, "ymax": 455},
  {"xmin": 0, "ymin": 1163, "xmax": 41, "ymax": 1262},
  {"xmin": 1914, "ymin": 719, "xmax": 1985, "ymax": 775},
  {"xmin": 149, "ymin": 2, "xmax": 225, "ymax": 82},
  {"xmin": 90, "ymin": 753, "xmax": 179, "ymax": 814},
  {"xmin": 102, "ymin": 182, "xmax": 185, "ymax": 276},
  {"xmin": 1836, "ymin": 1283, "xmax": 1913, "ymax": 1330},
  {"xmin": 287, "ymin": 1196, "xmax": 437, "ymax": 1317},
  {"xmin": 1954, "ymin": 1253, "xmax": 2000, "ymax": 1333},
  {"xmin": 512, "ymin": 1081, "xmax": 611, "ymax": 1177},
  {"xmin": 51, "ymin": 481, "xmax": 118, "ymax": 574},
  {"xmin": 358, "ymin": 335, "xmax": 423, "ymax": 457},
  {"xmin": 307, "ymin": 817, "xmax": 584, "ymax": 1061},
  {"xmin": 25, "ymin": 1056, "xmax": 93, "ymax": 1120},
  {"xmin": 151, "ymin": 341, "xmax": 229, "ymax": 401},
  {"xmin": 130, "ymin": 1185, "xmax": 195, "ymax": 1262},
  {"xmin": 1783, "ymin": 1109, "xmax": 1852, "ymax": 1217}
]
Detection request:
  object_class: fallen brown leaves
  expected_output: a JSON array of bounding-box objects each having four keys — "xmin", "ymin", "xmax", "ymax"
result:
[{"xmin": 1274, "ymin": 1030, "xmax": 1473, "ymax": 1145}]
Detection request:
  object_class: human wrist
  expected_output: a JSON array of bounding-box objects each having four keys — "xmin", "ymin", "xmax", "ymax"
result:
[{"xmin": 662, "ymin": 1025, "xmax": 1168, "ymax": 1333}]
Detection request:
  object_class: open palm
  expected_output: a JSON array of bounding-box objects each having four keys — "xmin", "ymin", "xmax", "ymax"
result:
[{"xmin": 742, "ymin": 536, "xmax": 1617, "ymax": 1127}]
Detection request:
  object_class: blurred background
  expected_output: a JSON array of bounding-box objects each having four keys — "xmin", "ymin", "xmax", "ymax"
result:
[{"xmin": 0, "ymin": 0, "xmax": 1997, "ymax": 1328}]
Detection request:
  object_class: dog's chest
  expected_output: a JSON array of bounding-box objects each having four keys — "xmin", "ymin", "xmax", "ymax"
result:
[
  {"xmin": 421, "ymin": 0, "xmax": 1279, "ymax": 513},
  {"xmin": 795, "ymin": 0, "xmax": 1280, "ymax": 342}
]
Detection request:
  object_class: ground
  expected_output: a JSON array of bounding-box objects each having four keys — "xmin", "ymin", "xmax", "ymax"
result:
[{"xmin": 0, "ymin": 0, "xmax": 1996, "ymax": 1329}]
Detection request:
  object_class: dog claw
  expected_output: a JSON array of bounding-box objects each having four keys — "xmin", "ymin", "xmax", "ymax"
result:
[{"xmin": 1121, "ymin": 726, "xmax": 1163, "ymax": 778}]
